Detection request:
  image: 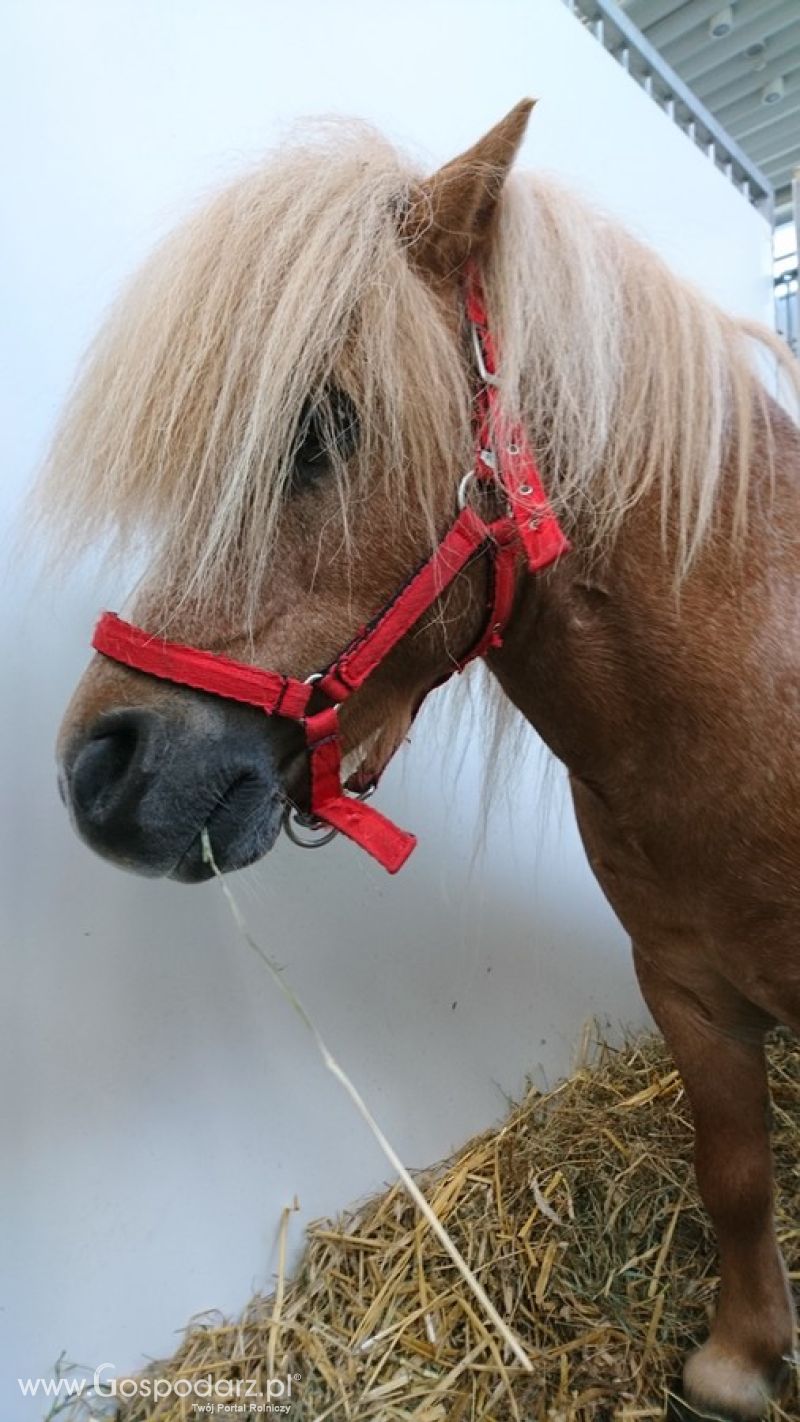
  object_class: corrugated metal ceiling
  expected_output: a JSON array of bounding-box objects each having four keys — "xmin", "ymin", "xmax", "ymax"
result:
[{"xmin": 621, "ymin": 0, "xmax": 800, "ymax": 222}]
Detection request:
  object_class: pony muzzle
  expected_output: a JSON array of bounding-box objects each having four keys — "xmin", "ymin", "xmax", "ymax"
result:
[{"xmin": 60, "ymin": 696, "xmax": 291, "ymax": 883}]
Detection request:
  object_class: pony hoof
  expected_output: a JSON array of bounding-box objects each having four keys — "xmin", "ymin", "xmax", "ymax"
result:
[{"xmin": 682, "ymin": 1340, "xmax": 788, "ymax": 1420}]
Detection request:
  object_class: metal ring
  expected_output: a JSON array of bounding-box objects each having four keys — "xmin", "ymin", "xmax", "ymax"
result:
[
  {"xmin": 282, "ymin": 805, "xmax": 338, "ymax": 849},
  {"xmin": 282, "ymin": 780, "xmax": 377, "ymax": 851},
  {"xmin": 304, "ymin": 669, "xmax": 344, "ymax": 713}
]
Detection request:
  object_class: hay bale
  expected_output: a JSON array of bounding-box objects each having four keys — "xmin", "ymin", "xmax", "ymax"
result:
[{"xmin": 61, "ymin": 1033, "xmax": 798, "ymax": 1420}]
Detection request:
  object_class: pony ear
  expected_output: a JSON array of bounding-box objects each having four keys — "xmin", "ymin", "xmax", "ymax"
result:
[{"xmin": 402, "ymin": 99, "xmax": 535, "ymax": 278}]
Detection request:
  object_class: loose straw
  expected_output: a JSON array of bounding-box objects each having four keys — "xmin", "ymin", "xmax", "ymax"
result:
[{"xmin": 201, "ymin": 830, "xmax": 534, "ymax": 1374}]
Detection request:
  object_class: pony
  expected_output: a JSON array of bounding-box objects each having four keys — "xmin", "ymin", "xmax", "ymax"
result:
[{"xmin": 40, "ymin": 102, "xmax": 800, "ymax": 1418}]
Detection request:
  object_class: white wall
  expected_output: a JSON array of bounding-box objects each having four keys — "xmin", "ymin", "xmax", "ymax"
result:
[{"xmin": 1, "ymin": 1, "xmax": 773, "ymax": 1415}]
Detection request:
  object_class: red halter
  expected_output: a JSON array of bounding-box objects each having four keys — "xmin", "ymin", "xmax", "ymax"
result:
[{"xmin": 92, "ymin": 264, "xmax": 569, "ymax": 873}]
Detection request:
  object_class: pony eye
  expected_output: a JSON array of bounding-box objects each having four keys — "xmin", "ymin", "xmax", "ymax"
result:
[{"xmin": 290, "ymin": 388, "xmax": 359, "ymax": 492}]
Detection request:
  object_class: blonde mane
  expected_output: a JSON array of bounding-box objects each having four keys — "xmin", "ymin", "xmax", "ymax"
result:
[{"xmin": 38, "ymin": 120, "xmax": 800, "ymax": 617}]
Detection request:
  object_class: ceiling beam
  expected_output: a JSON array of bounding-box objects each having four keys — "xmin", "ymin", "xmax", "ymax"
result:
[
  {"xmin": 670, "ymin": 0, "xmax": 794, "ymax": 82},
  {"xmin": 729, "ymin": 93, "xmax": 800, "ymax": 143},
  {"xmin": 744, "ymin": 118, "xmax": 800, "ymax": 164},
  {"xmin": 713, "ymin": 60, "xmax": 800, "ymax": 121},
  {"xmin": 759, "ymin": 159, "xmax": 800, "ymax": 193},
  {"xmin": 645, "ymin": 0, "xmax": 742, "ymax": 51},
  {"xmin": 625, "ymin": 0, "xmax": 682, "ymax": 29},
  {"xmin": 761, "ymin": 162, "xmax": 800, "ymax": 193},
  {"xmin": 697, "ymin": 43, "xmax": 800, "ymax": 107}
]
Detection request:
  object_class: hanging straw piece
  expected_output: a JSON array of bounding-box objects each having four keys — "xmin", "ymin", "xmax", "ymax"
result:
[{"xmin": 200, "ymin": 829, "xmax": 534, "ymax": 1375}]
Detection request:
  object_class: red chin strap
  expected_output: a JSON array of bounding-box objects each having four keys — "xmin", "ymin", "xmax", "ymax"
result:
[{"xmin": 91, "ymin": 263, "xmax": 569, "ymax": 873}]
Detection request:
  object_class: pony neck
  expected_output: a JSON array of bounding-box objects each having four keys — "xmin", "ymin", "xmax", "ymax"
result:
[{"xmin": 482, "ymin": 487, "xmax": 670, "ymax": 776}]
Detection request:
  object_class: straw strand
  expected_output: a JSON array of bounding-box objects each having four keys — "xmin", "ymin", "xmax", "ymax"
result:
[{"xmin": 201, "ymin": 829, "xmax": 534, "ymax": 1375}]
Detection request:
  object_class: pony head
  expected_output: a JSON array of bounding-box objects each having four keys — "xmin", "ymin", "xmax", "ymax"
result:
[{"xmin": 45, "ymin": 103, "xmax": 534, "ymax": 880}]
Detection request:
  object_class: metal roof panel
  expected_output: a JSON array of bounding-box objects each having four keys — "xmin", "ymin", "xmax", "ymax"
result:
[{"xmin": 616, "ymin": 0, "xmax": 800, "ymax": 213}]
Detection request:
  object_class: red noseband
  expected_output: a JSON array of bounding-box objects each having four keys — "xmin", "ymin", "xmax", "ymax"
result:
[{"xmin": 91, "ymin": 263, "xmax": 569, "ymax": 873}]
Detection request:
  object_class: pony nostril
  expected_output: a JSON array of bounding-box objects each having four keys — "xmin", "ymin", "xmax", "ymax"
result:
[{"xmin": 69, "ymin": 710, "xmax": 158, "ymax": 821}]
